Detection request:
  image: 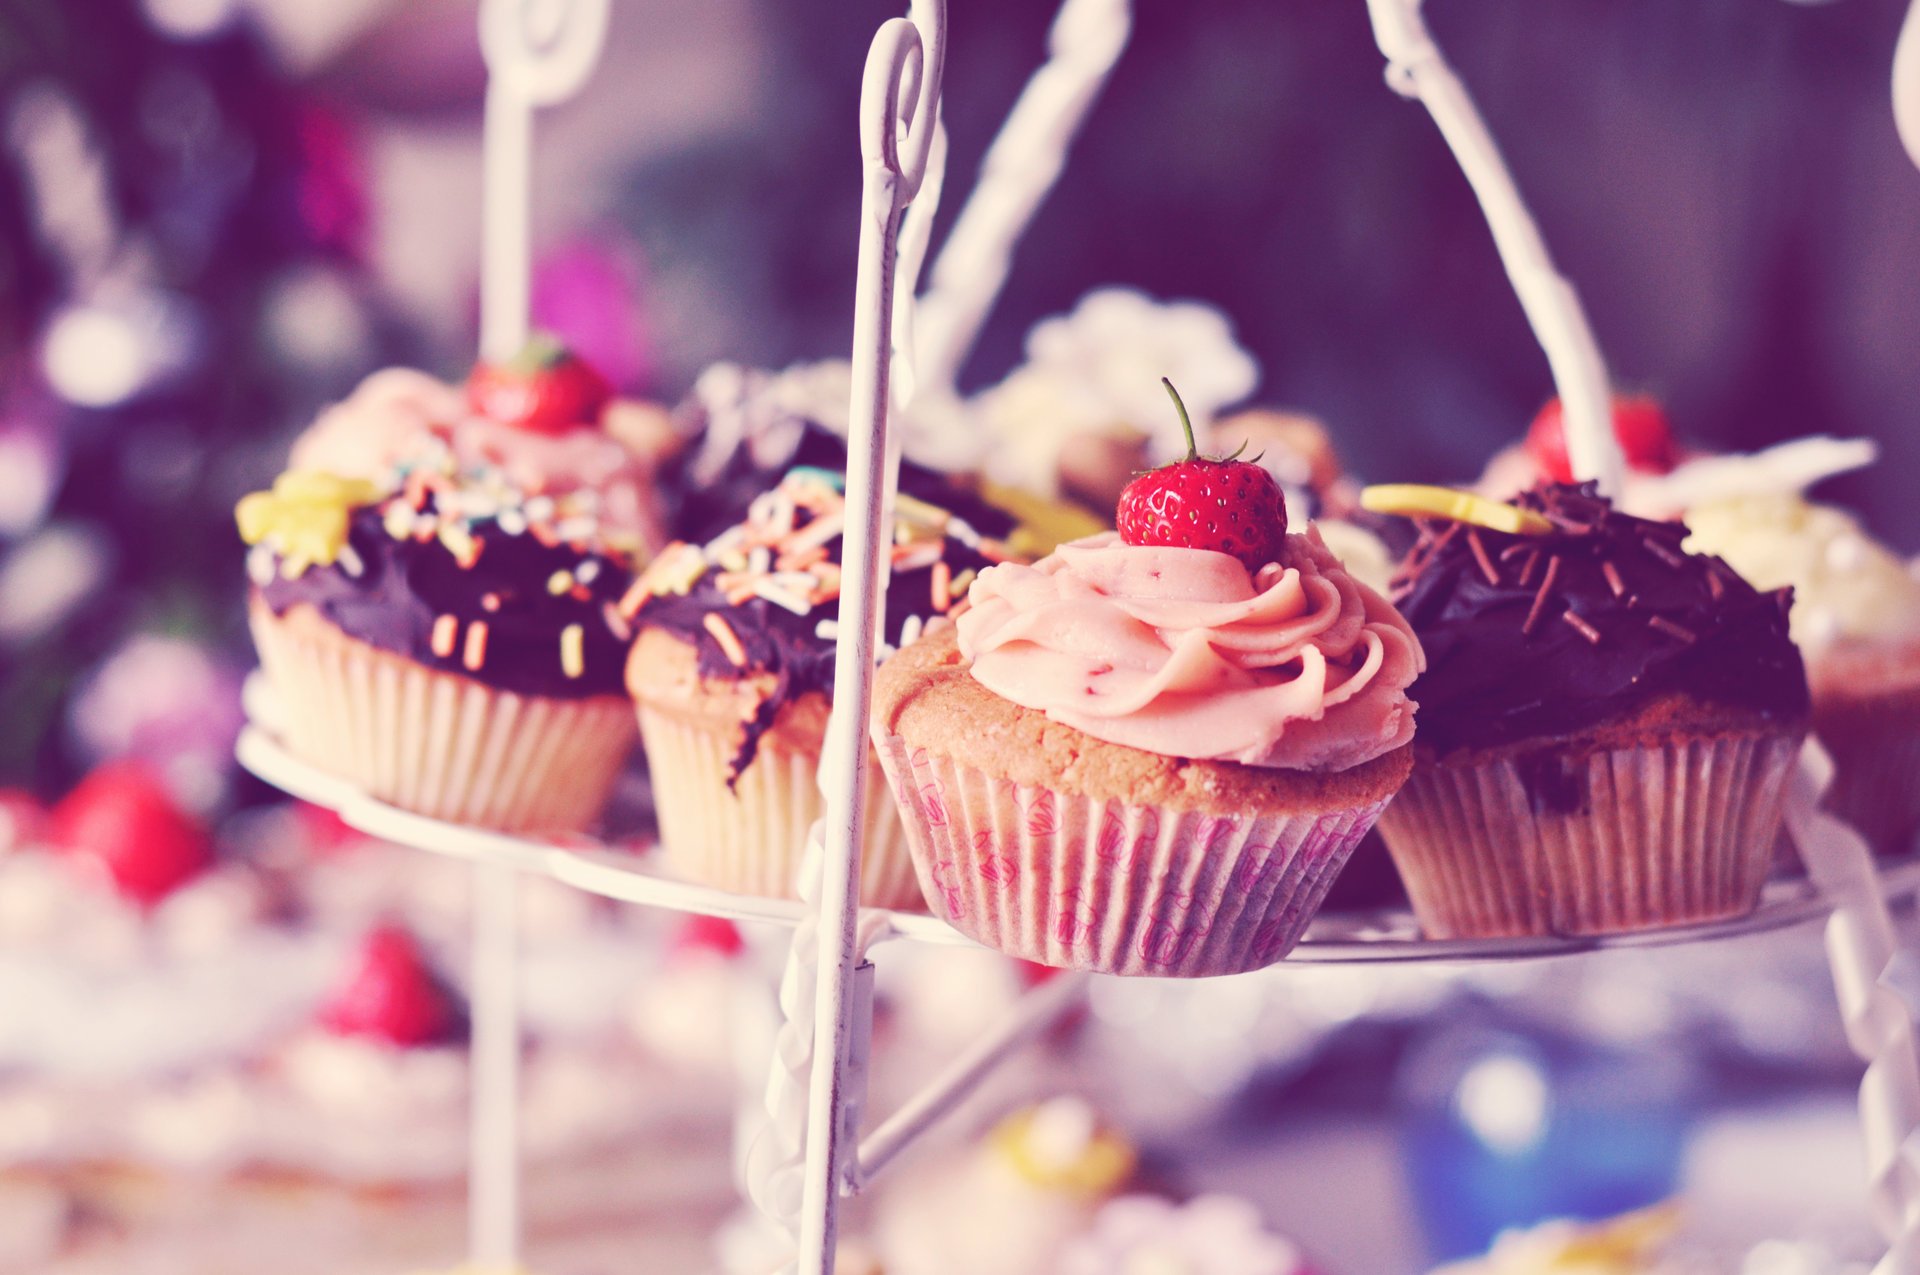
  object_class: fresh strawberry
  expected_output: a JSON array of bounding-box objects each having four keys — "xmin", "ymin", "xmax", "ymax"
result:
[
  {"xmin": 672, "ymin": 914, "xmax": 745, "ymax": 960},
  {"xmin": 49, "ymin": 762, "xmax": 212, "ymax": 907},
  {"xmin": 319, "ymin": 925, "xmax": 465, "ymax": 1047},
  {"xmin": 465, "ymin": 333, "xmax": 612, "ymax": 436},
  {"xmin": 1116, "ymin": 378, "xmax": 1289, "ymax": 573},
  {"xmin": 1526, "ymin": 394, "xmax": 1677, "ymax": 484}
]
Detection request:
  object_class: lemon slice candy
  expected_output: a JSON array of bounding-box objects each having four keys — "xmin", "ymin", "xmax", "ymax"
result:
[{"xmin": 1359, "ymin": 484, "xmax": 1553, "ymax": 536}]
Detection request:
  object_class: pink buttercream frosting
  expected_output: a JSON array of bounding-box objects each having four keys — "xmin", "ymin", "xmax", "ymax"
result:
[
  {"xmin": 955, "ymin": 530, "xmax": 1424, "ymax": 771},
  {"xmin": 289, "ymin": 367, "xmax": 664, "ymax": 551}
]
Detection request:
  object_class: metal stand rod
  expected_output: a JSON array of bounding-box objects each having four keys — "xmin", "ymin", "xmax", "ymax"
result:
[
  {"xmin": 1896, "ymin": 0, "xmax": 1920, "ymax": 172},
  {"xmin": 469, "ymin": 860, "xmax": 521, "ymax": 1268},
  {"xmin": 1784, "ymin": 741, "xmax": 1920, "ymax": 1275},
  {"xmin": 1363, "ymin": 0, "xmax": 1622, "ymax": 494},
  {"xmin": 913, "ymin": 0, "xmax": 1131, "ymax": 398},
  {"xmin": 855, "ymin": 970, "xmax": 1090, "ymax": 1188},
  {"xmin": 793, "ymin": 6, "xmax": 946, "ymax": 1273}
]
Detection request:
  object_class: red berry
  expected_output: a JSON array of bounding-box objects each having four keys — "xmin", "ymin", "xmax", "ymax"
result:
[
  {"xmin": 49, "ymin": 762, "xmax": 212, "ymax": 907},
  {"xmin": 466, "ymin": 333, "xmax": 612, "ymax": 436},
  {"xmin": 1525, "ymin": 395, "xmax": 1677, "ymax": 484},
  {"xmin": 1115, "ymin": 379, "xmax": 1289, "ymax": 574},
  {"xmin": 672, "ymin": 914, "xmax": 745, "ymax": 959},
  {"xmin": 319, "ymin": 926, "xmax": 464, "ymax": 1047}
]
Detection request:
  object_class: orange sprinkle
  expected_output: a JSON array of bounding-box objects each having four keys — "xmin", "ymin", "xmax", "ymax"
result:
[
  {"xmin": 979, "ymin": 539, "xmax": 1013, "ymax": 564},
  {"xmin": 463, "ymin": 620, "xmax": 489, "ymax": 671},
  {"xmin": 617, "ymin": 577, "xmax": 650, "ymax": 619},
  {"xmin": 702, "ymin": 613, "xmax": 748, "ymax": 667},
  {"xmin": 724, "ymin": 584, "xmax": 758, "ymax": 606},
  {"xmin": 931, "ymin": 560, "xmax": 952, "ymax": 613},
  {"xmin": 778, "ymin": 545, "xmax": 828, "ymax": 571},
  {"xmin": 430, "ymin": 614, "xmax": 458, "ymax": 658}
]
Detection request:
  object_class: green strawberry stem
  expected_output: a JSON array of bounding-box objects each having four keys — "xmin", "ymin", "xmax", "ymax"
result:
[{"xmin": 1162, "ymin": 377, "xmax": 1199, "ymax": 462}]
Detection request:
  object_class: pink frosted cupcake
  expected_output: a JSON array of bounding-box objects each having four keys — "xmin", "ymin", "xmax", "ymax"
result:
[
  {"xmin": 239, "ymin": 341, "xmax": 663, "ymax": 831},
  {"xmin": 872, "ymin": 382, "xmax": 1422, "ymax": 976}
]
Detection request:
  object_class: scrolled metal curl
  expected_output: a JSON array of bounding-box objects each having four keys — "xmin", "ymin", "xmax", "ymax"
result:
[{"xmin": 480, "ymin": 0, "xmax": 611, "ymax": 106}]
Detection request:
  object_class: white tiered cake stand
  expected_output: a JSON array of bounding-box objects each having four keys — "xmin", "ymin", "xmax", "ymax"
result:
[{"xmin": 237, "ymin": 2, "xmax": 1920, "ymax": 1273}]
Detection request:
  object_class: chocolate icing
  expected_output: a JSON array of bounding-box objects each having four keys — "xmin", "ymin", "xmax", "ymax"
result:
[
  {"xmin": 1391, "ymin": 483, "xmax": 1809, "ymax": 756},
  {"xmin": 638, "ymin": 474, "xmax": 1001, "ymax": 778},
  {"xmin": 662, "ymin": 377, "xmax": 1016, "ymax": 547},
  {"xmin": 257, "ymin": 503, "xmax": 635, "ymax": 699}
]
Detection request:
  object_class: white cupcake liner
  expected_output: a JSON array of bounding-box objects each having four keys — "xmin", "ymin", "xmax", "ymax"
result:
[
  {"xmin": 1377, "ymin": 731, "xmax": 1802, "ymax": 939},
  {"xmin": 250, "ymin": 605, "xmax": 634, "ymax": 833},
  {"xmin": 873, "ymin": 731, "xmax": 1385, "ymax": 977},
  {"xmin": 636, "ymin": 706, "xmax": 924, "ymax": 910}
]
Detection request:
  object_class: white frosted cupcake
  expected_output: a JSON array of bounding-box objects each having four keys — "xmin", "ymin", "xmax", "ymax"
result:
[{"xmin": 1684, "ymin": 492, "xmax": 1920, "ymax": 856}]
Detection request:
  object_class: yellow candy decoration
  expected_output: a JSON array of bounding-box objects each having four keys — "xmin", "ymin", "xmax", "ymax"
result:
[
  {"xmin": 988, "ymin": 1100, "xmax": 1137, "ymax": 1196},
  {"xmin": 1359, "ymin": 483, "xmax": 1554, "ymax": 536},
  {"xmin": 236, "ymin": 471, "xmax": 380, "ymax": 578}
]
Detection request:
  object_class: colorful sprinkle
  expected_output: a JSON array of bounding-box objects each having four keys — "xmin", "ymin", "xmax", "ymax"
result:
[
  {"xmin": 560, "ymin": 623, "xmax": 585, "ymax": 679},
  {"xmin": 547, "ymin": 569, "xmax": 574, "ymax": 596},
  {"xmin": 463, "ymin": 620, "xmax": 490, "ymax": 672},
  {"xmin": 703, "ymin": 613, "xmax": 748, "ymax": 667},
  {"xmin": 431, "ymin": 614, "xmax": 459, "ymax": 658},
  {"xmin": 931, "ymin": 560, "xmax": 953, "ymax": 613}
]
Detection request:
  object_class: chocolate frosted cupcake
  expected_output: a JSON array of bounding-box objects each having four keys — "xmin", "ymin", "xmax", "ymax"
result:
[
  {"xmin": 626, "ymin": 469, "xmax": 1010, "ymax": 908},
  {"xmin": 240, "ymin": 344, "xmax": 649, "ymax": 832},
  {"xmin": 1371, "ymin": 482, "xmax": 1810, "ymax": 938}
]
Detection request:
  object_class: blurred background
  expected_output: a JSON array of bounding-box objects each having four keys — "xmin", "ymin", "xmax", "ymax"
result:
[{"xmin": 0, "ymin": 1, "xmax": 1916, "ymax": 1271}]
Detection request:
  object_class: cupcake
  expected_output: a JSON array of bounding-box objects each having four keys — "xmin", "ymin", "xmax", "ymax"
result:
[
  {"xmin": 626, "ymin": 469, "xmax": 1011, "ymax": 908},
  {"xmin": 873, "ymin": 1098, "xmax": 1137, "ymax": 1275},
  {"xmin": 1369, "ymin": 482, "xmax": 1810, "ymax": 939},
  {"xmin": 1682, "ymin": 491, "xmax": 1920, "ymax": 857},
  {"xmin": 871, "ymin": 382, "xmax": 1422, "ymax": 976},
  {"xmin": 239, "ymin": 341, "xmax": 651, "ymax": 832},
  {"xmin": 1058, "ymin": 1195, "xmax": 1318, "ymax": 1275}
]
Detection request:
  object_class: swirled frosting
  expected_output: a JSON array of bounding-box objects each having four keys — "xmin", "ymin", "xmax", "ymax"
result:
[{"xmin": 954, "ymin": 530, "xmax": 1423, "ymax": 772}]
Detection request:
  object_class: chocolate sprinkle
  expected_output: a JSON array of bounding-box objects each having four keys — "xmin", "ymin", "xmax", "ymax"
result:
[
  {"xmin": 1648, "ymin": 615, "xmax": 1697, "ymax": 644},
  {"xmin": 1522, "ymin": 554, "xmax": 1562, "ymax": 636},
  {"xmin": 1561, "ymin": 608, "xmax": 1603, "ymax": 645},
  {"xmin": 1466, "ymin": 529, "xmax": 1502, "ymax": 587}
]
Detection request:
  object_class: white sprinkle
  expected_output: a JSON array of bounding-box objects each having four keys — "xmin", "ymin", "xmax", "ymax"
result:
[
  {"xmin": 246, "ymin": 544, "xmax": 277, "ymax": 587},
  {"xmin": 753, "ymin": 580, "xmax": 812, "ymax": 616},
  {"xmin": 525, "ymin": 495, "xmax": 557, "ymax": 522},
  {"xmin": 947, "ymin": 517, "xmax": 983, "ymax": 549},
  {"xmin": 336, "ymin": 543, "xmax": 365, "ymax": 578},
  {"xmin": 495, "ymin": 509, "xmax": 528, "ymax": 536},
  {"xmin": 814, "ymin": 619, "xmax": 840, "ymax": 641},
  {"xmin": 575, "ymin": 559, "xmax": 602, "ymax": 585},
  {"xmin": 748, "ymin": 546, "xmax": 772, "ymax": 576},
  {"xmin": 898, "ymin": 614, "xmax": 925, "ymax": 651},
  {"xmin": 554, "ymin": 517, "xmax": 598, "ymax": 543}
]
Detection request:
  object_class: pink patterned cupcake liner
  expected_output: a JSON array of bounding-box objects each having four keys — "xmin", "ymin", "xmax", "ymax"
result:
[{"xmin": 874, "ymin": 731, "xmax": 1384, "ymax": 977}]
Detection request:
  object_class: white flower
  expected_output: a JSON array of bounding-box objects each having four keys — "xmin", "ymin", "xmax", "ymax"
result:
[
  {"xmin": 1060, "ymin": 1195, "xmax": 1309, "ymax": 1275},
  {"xmin": 976, "ymin": 289, "xmax": 1259, "ymax": 492}
]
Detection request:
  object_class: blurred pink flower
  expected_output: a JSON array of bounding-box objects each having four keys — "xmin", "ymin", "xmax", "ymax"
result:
[{"xmin": 530, "ymin": 238, "xmax": 653, "ymax": 393}]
